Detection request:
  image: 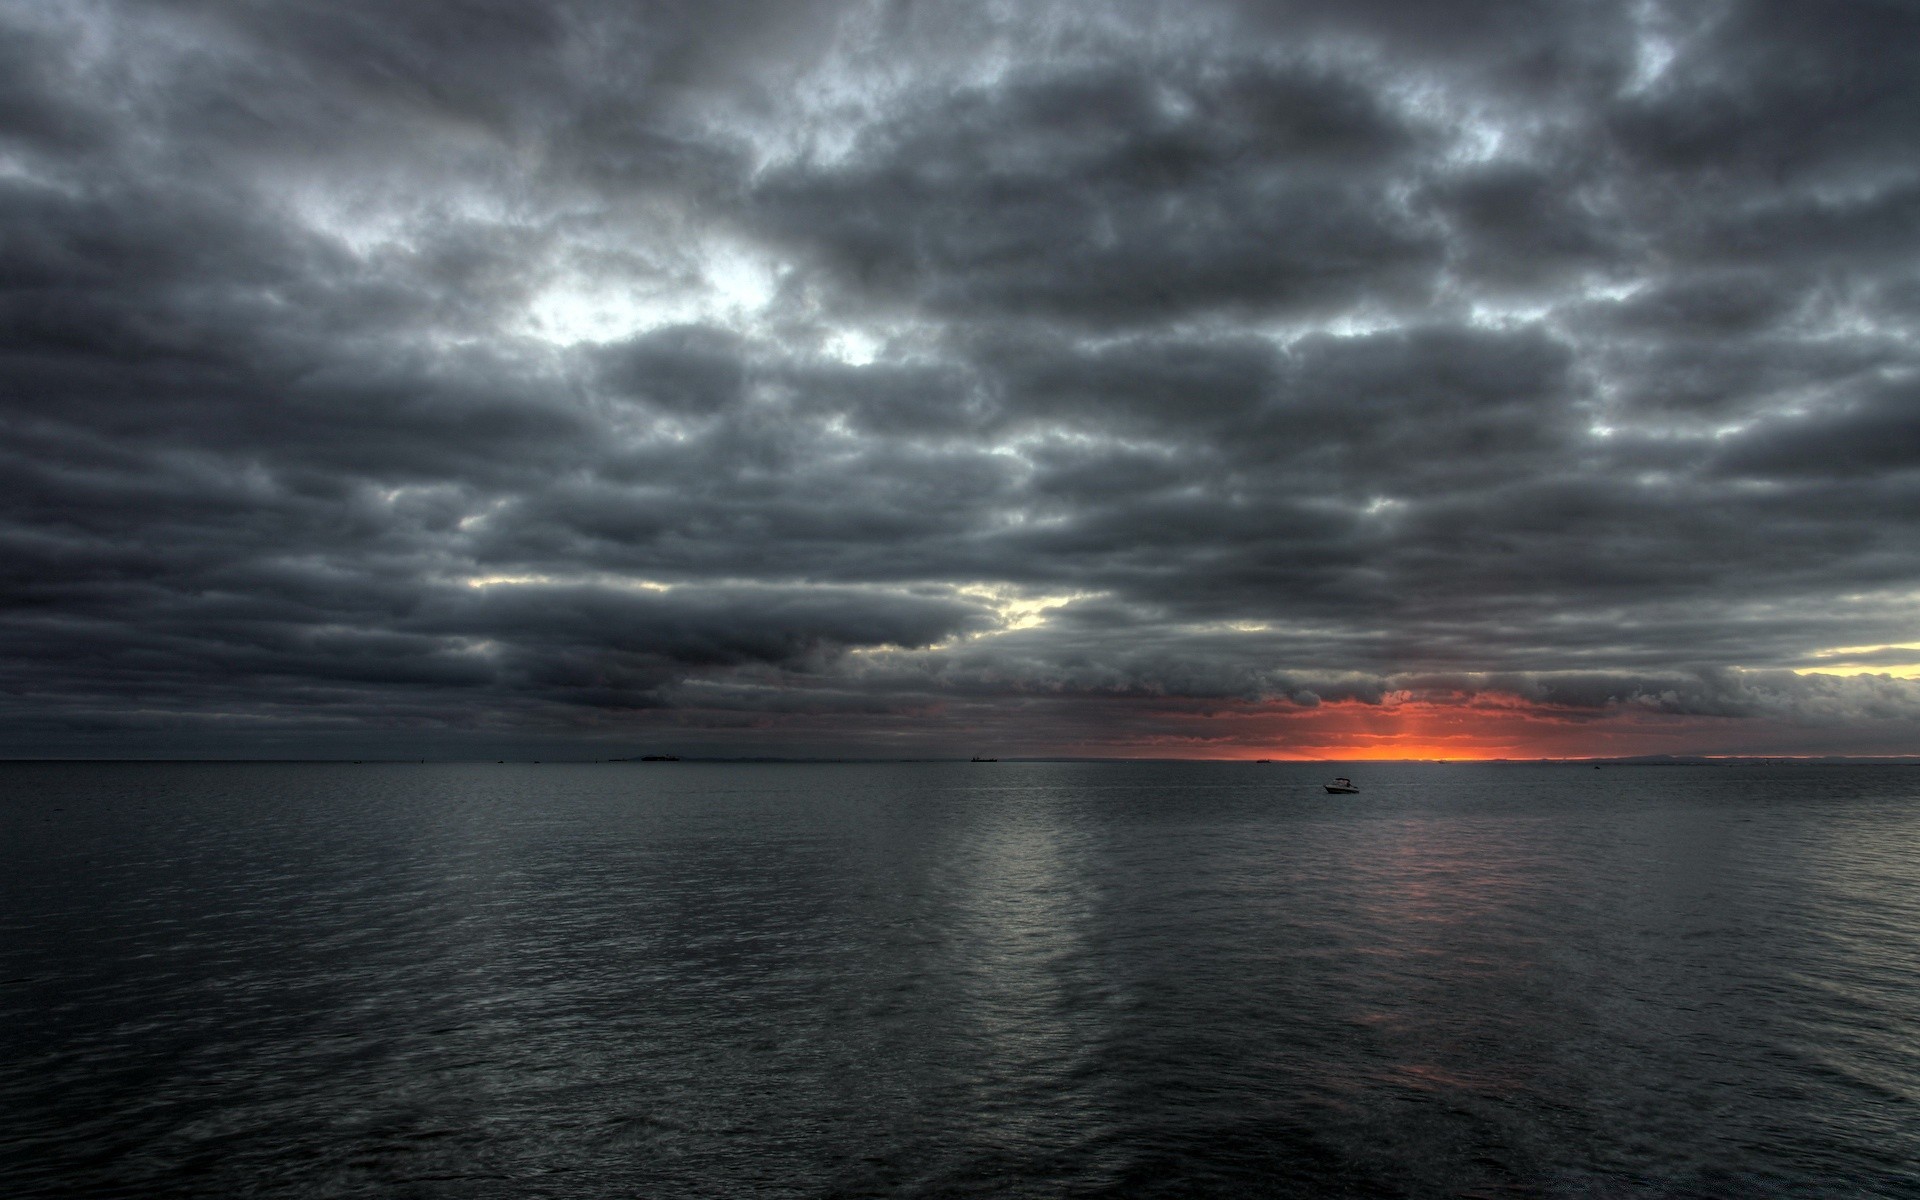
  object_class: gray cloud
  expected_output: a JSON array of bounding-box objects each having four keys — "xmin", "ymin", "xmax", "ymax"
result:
[
  {"xmin": 4, "ymin": 0, "xmax": 1919, "ymax": 757},
  {"xmin": 753, "ymin": 54, "xmax": 1442, "ymax": 325}
]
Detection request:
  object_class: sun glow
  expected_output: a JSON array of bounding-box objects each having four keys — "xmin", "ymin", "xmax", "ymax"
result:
[{"xmin": 1177, "ymin": 694, "xmax": 1756, "ymax": 761}]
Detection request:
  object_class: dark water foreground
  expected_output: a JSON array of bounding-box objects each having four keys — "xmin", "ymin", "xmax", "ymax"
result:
[{"xmin": 4, "ymin": 760, "xmax": 1918, "ymax": 1198}]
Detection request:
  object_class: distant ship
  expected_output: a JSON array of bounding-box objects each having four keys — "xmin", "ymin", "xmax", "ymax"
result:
[
  {"xmin": 971, "ymin": 756, "xmax": 997, "ymax": 762},
  {"xmin": 1324, "ymin": 777, "xmax": 1358, "ymax": 794},
  {"xmin": 639, "ymin": 754, "xmax": 680, "ymax": 762}
]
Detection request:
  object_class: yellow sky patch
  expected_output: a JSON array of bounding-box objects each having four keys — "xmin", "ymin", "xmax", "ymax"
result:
[{"xmin": 1797, "ymin": 644, "xmax": 1920, "ymax": 679}]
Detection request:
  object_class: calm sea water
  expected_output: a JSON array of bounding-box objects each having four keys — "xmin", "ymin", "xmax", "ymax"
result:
[{"xmin": 4, "ymin": 761, "xmax": 1918, "ymax": 1198}]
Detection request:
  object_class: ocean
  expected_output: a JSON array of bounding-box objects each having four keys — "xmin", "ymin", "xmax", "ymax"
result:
[{"xmin": 4, "ymin": 760, "xmax": 1917, "ymax": 1197}]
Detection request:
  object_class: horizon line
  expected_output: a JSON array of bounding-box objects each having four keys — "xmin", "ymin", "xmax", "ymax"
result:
[{"xmin": 5, "ymin": 754, "xmax": 1920, "ymax": 765}]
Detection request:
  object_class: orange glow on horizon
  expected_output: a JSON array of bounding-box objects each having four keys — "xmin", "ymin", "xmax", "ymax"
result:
[{"xmin": 1115, "ymin": 695, "xmax": 1796, "ymax": 761}]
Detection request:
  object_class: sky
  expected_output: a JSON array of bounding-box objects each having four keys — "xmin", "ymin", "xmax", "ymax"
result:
[{"xmin": 3, "ymin": 0, "xmax": 1919, "ymax": 760}]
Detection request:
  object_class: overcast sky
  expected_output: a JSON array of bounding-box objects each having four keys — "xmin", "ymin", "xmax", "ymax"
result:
[{"xmin": 4, "ymin": 0, "xmax": 1919, "ymax": 759}]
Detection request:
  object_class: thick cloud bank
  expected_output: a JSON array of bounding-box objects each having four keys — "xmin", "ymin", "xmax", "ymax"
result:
[{"xmin": 3, "ymin": 0, "xmax": 1919, "ymax": 757}]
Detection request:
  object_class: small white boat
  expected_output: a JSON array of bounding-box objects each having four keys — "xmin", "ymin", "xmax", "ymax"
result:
[{"xmin": 1324, "ymin": 777, "xmax": 1358, "ymax": 794}]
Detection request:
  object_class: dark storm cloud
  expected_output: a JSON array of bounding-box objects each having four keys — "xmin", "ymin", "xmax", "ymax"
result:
[
  {"xmin": 4, "ymin": 0, "xmax": 1920, "ymax": 757},
  {"xmin": 1399, "ymin": 668, "xmax": 1920, "ymax": 724},
  {"xmin": 752, "ymin": 54, "xmax": 1441, "ymax": 325}
]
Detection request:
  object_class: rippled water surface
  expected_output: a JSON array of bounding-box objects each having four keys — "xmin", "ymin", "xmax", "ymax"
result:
[{"xmin": 5, "ymin": 761, "xmax": 1919, "ymax": 1197}]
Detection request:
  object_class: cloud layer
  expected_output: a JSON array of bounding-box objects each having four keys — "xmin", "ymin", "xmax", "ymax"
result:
[{"xmin": 4, "ymin": 0, "xmax": 1919, "ymax": 757}]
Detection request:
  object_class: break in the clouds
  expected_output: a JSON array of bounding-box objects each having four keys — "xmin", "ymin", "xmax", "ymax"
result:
[{"xmin": 4, "ymin": 0, "xmax": 1919, "ymax": 758}]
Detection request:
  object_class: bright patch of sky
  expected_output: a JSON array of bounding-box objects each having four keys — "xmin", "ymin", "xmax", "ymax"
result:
[
  {"xmin": 522, "ymin": 236, "xmax": 786, "ymax": 346},
  {"xmin": 1799, "ymin": 645, "xmax": 1920, "ymax": 680}
]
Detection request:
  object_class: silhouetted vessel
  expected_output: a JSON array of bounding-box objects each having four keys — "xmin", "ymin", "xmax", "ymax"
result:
[
  {"xmin": 1324, "ymin": 777, "xmax": 1358, "ymax": 794},
  {"xmin": 971, "ymin": 756, "xmax": 997, "ymax": 762},
  {"xmin": 639, "ymin": 754, "xmax": 680, "ymax": 762}
]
